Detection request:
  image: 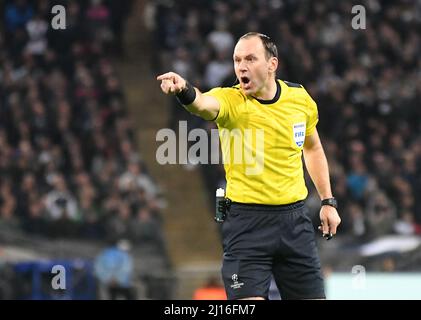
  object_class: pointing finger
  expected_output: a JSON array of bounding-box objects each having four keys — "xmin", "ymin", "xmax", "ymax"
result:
[{"xmin": 157, "ymin": 72, "xmax": 175, "ymax": 81}]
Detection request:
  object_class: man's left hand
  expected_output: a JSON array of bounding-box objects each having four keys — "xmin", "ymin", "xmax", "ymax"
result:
[{"xmin": 318, "ymin": 206, "xmax": 341, "ymax": 240}]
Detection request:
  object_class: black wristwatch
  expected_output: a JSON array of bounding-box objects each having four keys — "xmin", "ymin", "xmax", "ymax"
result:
[{"xmin": 321, "ymin": 197, "xmax": 338, "ymax": 209}]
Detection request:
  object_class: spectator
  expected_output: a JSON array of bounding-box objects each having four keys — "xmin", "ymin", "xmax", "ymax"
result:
[
  {"xmin": 4, "ymin": 0, "xmax": 33, "ymax": 34},
  {"xmin": 129, "ymin": 207, "xmax": 167, "ymax": 256},
  {"xmin": 365, "ymin": 191, "xmax": 397, "ymax": 239},
  {"xmin": 25, "ymin": 12, "xmax": 48, "ymax": 56},
  {"xmin": 105, "ymin": 202, "xmax": 131, "ymax": 243},
  {"xmin": 45, "ymin": 174, "xmax": 79, "ymax": 222},
  {"xmin": 94, "ymin": 239, "xmax": 136, "ymax": 300}
]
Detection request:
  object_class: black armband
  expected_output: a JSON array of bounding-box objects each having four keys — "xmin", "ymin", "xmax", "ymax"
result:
[{"xmin": 176, "ymin": 82, "xmax": 196, "ymax": 105}]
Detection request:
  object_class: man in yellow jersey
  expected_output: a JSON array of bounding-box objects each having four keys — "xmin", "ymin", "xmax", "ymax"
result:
[{"xmin": 157, "ymin": 32, "xmax": 341, "ymax": 300}]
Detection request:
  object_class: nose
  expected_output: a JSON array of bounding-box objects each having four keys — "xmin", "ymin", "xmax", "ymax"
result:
[{"xmin": 238, "ymin": 60, "xmax": 248, "ymax": 72}]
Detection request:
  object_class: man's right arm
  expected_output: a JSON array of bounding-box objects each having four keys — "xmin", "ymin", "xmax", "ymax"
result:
[{"xmin": 157, "ymin": 72, "xmax": 220, "ymax": 121}]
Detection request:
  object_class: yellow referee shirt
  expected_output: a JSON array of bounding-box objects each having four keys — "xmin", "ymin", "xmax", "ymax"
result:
[{"xmin": 204, "ymin": 79, "xmax": 318, "ymax": 205}]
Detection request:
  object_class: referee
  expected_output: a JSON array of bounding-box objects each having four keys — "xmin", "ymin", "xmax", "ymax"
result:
[{"xmin": 157, "ymin": 32, "xmax": 341, "ymax": 300}]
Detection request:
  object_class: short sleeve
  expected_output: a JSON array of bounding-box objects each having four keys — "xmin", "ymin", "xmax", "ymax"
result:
[
  {"xmin": 203, "ymin": 87, "xmax": 241, "ymax": 127},
  {"xmin": 305, "ymin": 92, "xmax": 319, "ymax": 136}
]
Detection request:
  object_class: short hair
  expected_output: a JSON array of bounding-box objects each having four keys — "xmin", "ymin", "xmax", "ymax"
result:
[{"xmin": 239, "ymin": 32, "xmax": 278, "ymax": 60}]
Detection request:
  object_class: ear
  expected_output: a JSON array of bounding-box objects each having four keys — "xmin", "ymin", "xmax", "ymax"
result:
[{"xmin": 268, "ymin": 57, "xmax": 278, "ymax": 74}]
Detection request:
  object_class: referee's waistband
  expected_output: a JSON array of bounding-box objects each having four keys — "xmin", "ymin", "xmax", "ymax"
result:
[{"xmin": 228, "ymin": 199, "xmax": 305, "ymax": 212}]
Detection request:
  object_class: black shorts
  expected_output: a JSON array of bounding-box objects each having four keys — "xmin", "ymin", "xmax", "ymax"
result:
[{"xmin": 221, "ymin": 200, "xmax": 325, "ymax": 300}]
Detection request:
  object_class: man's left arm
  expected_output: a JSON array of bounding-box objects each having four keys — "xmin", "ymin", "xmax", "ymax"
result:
[{"xmin": 303, "ymin": 129, "xmax": 341, "ymax": 237}]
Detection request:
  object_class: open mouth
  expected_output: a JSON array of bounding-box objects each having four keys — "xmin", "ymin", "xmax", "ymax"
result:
[{"xmin": 241, "ymin": 76, "xmax": 250, "ymax": 84}]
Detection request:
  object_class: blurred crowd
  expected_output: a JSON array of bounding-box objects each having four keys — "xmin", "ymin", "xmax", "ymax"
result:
[
  {"xmin": 0, "ymin": 0, "xmax": 171, "ymax": 268},
  {"xmin": 150, "ymin": 0, "xmax": 421, "ymax": 242}
]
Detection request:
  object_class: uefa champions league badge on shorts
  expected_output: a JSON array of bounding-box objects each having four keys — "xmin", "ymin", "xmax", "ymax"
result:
[
  {"xmin": 230, "ymin": 274, "xmax": 244, "ymax": 290},
  {"xmin": 293, "ymin": 122, "xmax": 306, "ymax": 147}
]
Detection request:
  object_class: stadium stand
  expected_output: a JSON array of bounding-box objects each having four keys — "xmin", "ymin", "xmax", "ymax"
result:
[{"xmin": 0, "ymin": 0, "xmax": 173, "ymax": 299}]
